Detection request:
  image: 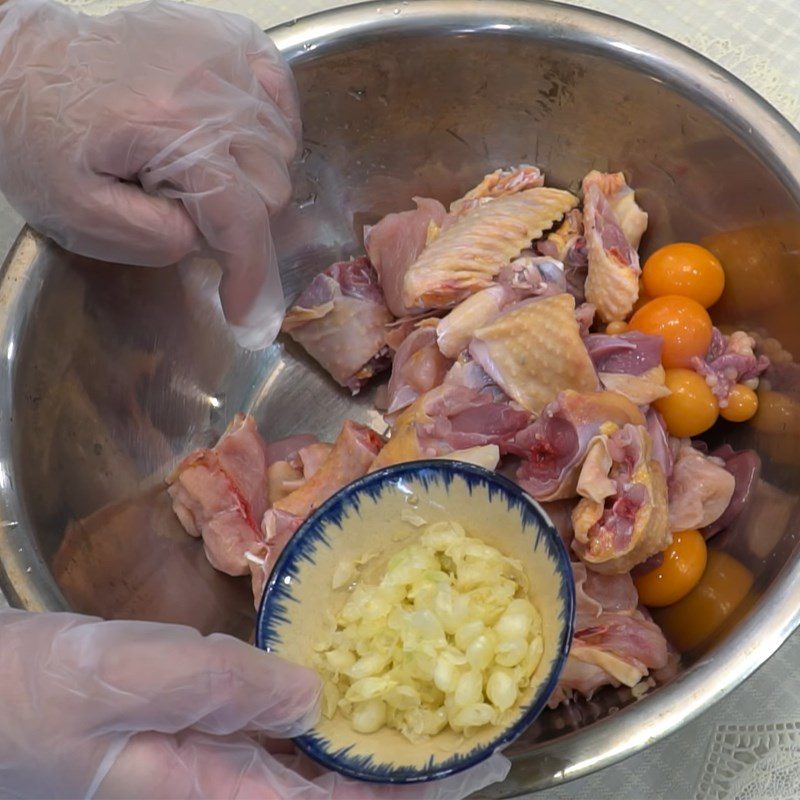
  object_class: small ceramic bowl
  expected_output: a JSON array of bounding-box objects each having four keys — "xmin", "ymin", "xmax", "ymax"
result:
[{"xmin": 255, "ymin": 460, "xmax": 575, "ymax": 784}]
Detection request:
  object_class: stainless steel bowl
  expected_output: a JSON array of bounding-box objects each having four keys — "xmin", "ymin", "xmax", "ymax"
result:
[{"xmin": 1, "ymin": 1, "xmax": 800, "ymax": 794}]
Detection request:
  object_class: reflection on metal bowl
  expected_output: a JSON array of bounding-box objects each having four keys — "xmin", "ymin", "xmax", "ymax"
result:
[{"xmin": 0, "ymin": 1, "xmax": 799, "ymax": 795}]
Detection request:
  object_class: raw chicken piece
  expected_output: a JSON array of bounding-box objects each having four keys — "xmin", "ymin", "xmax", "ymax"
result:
[
  {"xmin": 691, "ymin": 328, "xmax": 769, "ymax": 406},
  {"xmin": 549, "ymin": 563, "xmax": 669, "ymax": 706},
  {"xmin": 597, "ymin": 368, "xmax": 670, "ymax": 406},
  {"xmin": 499, "ymin": 254, "xmax": 567, "ymax": 295},
  {"xmin": 645, "ymin": 408, "xmax": 673, "ymax": 479},
  {"xmin": 298, "ymin": 442, "xmax": 335, "ymax": 478},
  {"xmin": 245, "ymin": 542, "xmax": 271, "ymax": 608},
  {"xmin": 585, "ymin": 331, "xmax": 670, "ymax": 404},
  {"xmin": 442, "ymin": 356, "xmax": 497, "ymax": 392},
  {"xmin": 508, "ymin": 390, "xmax": 645, "ymax": 501},
  {"xmin": 470, "ymin": 293, "xmax": 599, "ymax": 414},
  {"xmin": 251, "ymin": 421, "xmax": 384, "ymax": 605},
  {"xmin": 364, "ymin": 197, "xmax": 448, "ymax": 317},
  {"xmin": 582, "ymin": 170, "xmax": 648, "ymax": 249},
  {"xmin": 385, "ymin": 326, "xmax": 453, "ymax": 416},
  {"xmin": 582, "ymin": 171, "xmax": 644, "ymax": 323},
  {"xmin": 371, "ymin": 384, "xmax": 531, "ymax": 470},
  {"xmin": 437, "ymin": 284, "xmax": 520, "ymax": 359},
  {"xmin": 435, "ymin": 255, "xmax": 565, "ymax": 358},
  {"xmin": 282, "ymin": 257, "xmax": 394, "ymax": 393},
  {"xmin": 703, "ymin": 446, "xmax": 761, "ymax": 539},
  {"xmin": 537, "ymin": 208, "xmax": 588, "ymax": 303},
  {"xmin": 265, "ymin": 435, "xmax": 318, "ymax": 465},
  {"xmin": 667, "ymin": 442, "xmax": 736, "ymax": 532},
  {"xmin": 270, "ymin": 420, "xmax": 383, "ymax": 521},
  {"xmin": 434, "ymin": 444, "xmax": 501, "ymax": 471},
  {"xmin": 402, "ymin": 187, "xmax": 578, "ymax": 313},
  {"xmin": 167, "ymin": 414, "xmax": 269, "ymax": 576},
  {"xmin": 449, "ymin": 164, "xmax": 545, "ymax": 216},
  {"xmin": 246, "ymin": 509, "xmax": 303, "ymax": 608},
  {"xmin": 266, "ymin": 439, "xmax": 334, "ymax": 505},
  {"xmin": 574, "ymin": 302, "xmax": 596, "ymax": 337},
  {"xmin": 584, "ymin": 331, "xmax": 663, "ymax": 375},
  {"xmin": 572, "ymin": 424, "xmax": 670, "ymax": 574}
]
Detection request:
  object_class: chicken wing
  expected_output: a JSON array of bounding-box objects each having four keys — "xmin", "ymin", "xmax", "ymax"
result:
[{"xmin": 402, "ymin": 187, "xmax": 578, "ymax": 313}]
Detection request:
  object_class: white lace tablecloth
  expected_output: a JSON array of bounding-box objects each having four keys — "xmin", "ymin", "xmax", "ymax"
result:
[{"xmin": 32, "ymin": 0, "xmax": 800, "ymax": 797}]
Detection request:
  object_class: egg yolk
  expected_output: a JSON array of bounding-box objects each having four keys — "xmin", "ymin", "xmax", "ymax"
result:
[
  {"xmin": 653, "ymin": 368, "xmax": 719, "ymax": 437},
  {"xmin": 720, "ymin": 384, "xmax": 759, "ymax": 423},
  {"xmin": 653, "ymin": 551, "xmax": 754, "ymax": 653},
  {"xmin": 634, "ymin": 530, "xmax": 708, "ymax": 608},
  {"xmin": 642, "ymin": 243, "xmax": 725, "ymax": 308},
  {"xmin": 628, "ymin": 296, "xmax": 713, "ymax": 369}
]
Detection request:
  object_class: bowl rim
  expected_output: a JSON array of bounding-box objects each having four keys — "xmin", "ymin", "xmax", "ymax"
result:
[{"xmin": 255, "ymin": 459, "xmax": 576, "ymax": 783}]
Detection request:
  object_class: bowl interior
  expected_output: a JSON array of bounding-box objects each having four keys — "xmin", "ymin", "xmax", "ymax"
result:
[
  {"xmin": 2, "ymin": 1, "xmax": 800, "ymax": 793},
  {"xmin": 256, "ymin": 461, "xmax": 574, "ymax": 781}
]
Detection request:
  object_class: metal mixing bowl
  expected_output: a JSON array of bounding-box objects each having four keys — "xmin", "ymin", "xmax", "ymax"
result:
[{"xmin": 1, "ymin": 1, "xmax": 800, "ymax": 794}]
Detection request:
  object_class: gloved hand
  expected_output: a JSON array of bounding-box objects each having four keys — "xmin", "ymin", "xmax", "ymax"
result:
[
  {"xmin": 0, "ymin": 0, "xmax": 300, "ymax": 349},
  {"xmin": 0, "ymin": 610, "xmax": 511, "ymax": 798}
]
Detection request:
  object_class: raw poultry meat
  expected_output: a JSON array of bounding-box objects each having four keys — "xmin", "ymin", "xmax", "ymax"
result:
[
  {"xmin": 449, "ymin": 164, "xmax": 545, "ymax": 216},
  {"xmin": 267, "ymin": 420, "xmax": 383, "ymax": 522},
  {"xmin": 282, "ymin": 257, "xmax": 393, "ymax": 393},
  {"xmin": 549, "ymin": 563, "xmax": 668, "ymax": 705},
  {"xmin": 585, "ymin": 331, "xmax": 670, "ymax": 405},
  {"xmin": 584, "ymin": 331, "xmax": 663, "ymax": 375},
  {"xmin": 469, "ymin": 293, "xmax": 599, "ymax": 414},
  {"xmin": 703, "ymin": 446, "xmax": 760, "ymax": 539},
  {"xmin": 435, "ymin": 255, "xmax": 565, "ymax": 358},
  {"xmin": 250, "ymin": 420, "xmax": 384, "ymax": 605},
  {"xmin": 537, "ymin": 208, "xmax": 588, "ymax": 303},
  {"xmin": 508, "ymin": 390, "xmax": 645, "ymax": 501},
  {"xmin": 667, "ymin": 441, "xmax": 736, "ymax": 532},
  {"xmin": 582, "ymin": 170, "xmax": 646, "ymax": 323},
  {"xmin": 571, "ymin": 424, "xmax": 670, "ymax": 574},
  {"xmin": 583, "ymin": 170, "xmax": 648, "ymax": 249},
  {"xmin": 385, "ymin": 325, "xmax": 453, "ymax": 417},
  {"xmin": 370, "ymin": 384, "xmax": 531, "ymax": 470},
  {"xmin": 401, "ymin": 187, "xmax": 578, "ymax": 314},
  {"xmin": 167, "ymin": 414, "xmax": 269, "ymax": 576},
  {"xmin": 162, "ymin": 162, "xmax": 780, "ymax": 718},
  {"xmin": 645, "ymin": 408, "xmax": 673, "ymax": 479},
  {"xmin": 364, "ymin": 197, "xmax": 447, "ymax": 317},
  {"xmin": 691, "ymin": 328, "xmax": 769, "ymax": 406},
  {"xmin": 266, "ymin": 436, "xmax": 333, "ymax": 505}
]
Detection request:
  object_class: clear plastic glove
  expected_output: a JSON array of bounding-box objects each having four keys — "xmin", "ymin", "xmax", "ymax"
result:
[
  {"xmin": 0, "ymin": 0, "xmax": 300, "ymax": 349},
  {"xmin": 0, "ymin": 610, "xmax": 510, "ymax": 799}
]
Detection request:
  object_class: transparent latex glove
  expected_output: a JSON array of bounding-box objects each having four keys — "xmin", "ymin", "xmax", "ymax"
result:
[
  {"xmin": 0, "ymin": 0, "xmax": 300, "ymax": 349},
  {"xmin": 0, "ymin": 610, "xmax": 511, "ymax": 799}
]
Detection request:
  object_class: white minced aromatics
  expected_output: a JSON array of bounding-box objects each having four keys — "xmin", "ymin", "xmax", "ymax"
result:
[{"xmin": 314, "ymin": 521, "xmax": 544, "ymax": 741}]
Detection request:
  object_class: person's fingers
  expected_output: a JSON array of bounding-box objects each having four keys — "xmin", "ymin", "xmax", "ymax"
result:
[
  {"xmin": 31, "ymin": 614, "xmax": 321, "ymax": 737},
  {"xmin": 279, "ymin": 750, "xmax": 512, "ymax": 800},
  {"xmin": 222, "ymin": 220, "xmax": 286, "ymax": 351},
  {"xmin": 229, "ymin": 128, "xmax": 294, "ymax": 211},
  {"xmin": 141, "ymin": 144, "xmax": 287, "ymax": 344},
  {"xmin": 97, "ymin": 730, "xmax": 363, "ymax": 800},
  {"xmin": 95, "ymin": 731, "xmax": 307, "ymax": 800},
  {"xmin": 30, "ymin": 169, "xmax": 198, "ymax": 267},
  {"xmin": 248, "ymin": 47, "xmax": 302, "ymax": 145}
]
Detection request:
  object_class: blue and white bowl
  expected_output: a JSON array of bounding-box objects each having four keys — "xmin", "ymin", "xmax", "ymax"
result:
[{"xmin": 255, "ymin": 460, "xmax": 575, "ymax": 784}]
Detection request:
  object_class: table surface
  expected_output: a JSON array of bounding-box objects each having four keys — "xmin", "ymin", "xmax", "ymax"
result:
[{"xmin": 25, "ymin": 0, "xmax": 800, "ymax": 797}]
